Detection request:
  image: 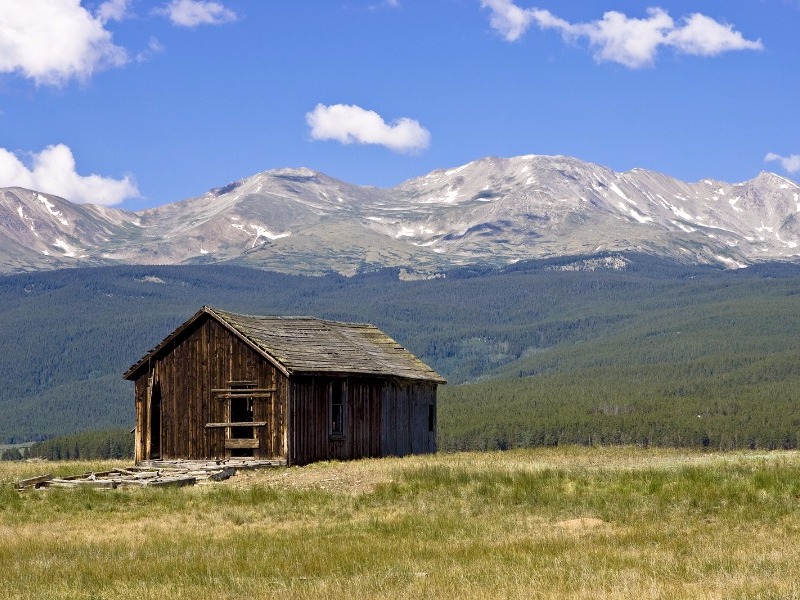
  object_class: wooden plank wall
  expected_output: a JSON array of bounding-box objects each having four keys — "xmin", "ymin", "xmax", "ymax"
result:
[
  {"xmin": 133, "ymin": 315, "xmax": 288, "ymax": 461},
  {"xmin": 348, "ymin": 379, "xmax": 382, "ymax": 459},
  {"xmin": 288, "ymin": 376, "xmax": 433, "ymax": 465},
  {"xmin": 380, "ymin": 381, "xmax": 437, "ymax": 456},
  {"xmin": 288, "ymin": 376, "xmax": 382, "ymax": 465},
  {"xmin": 288, "ymin": 376, "xmax": 329, "ymax": 465},
  {"xmin": 134, "ymin": 376, "xmax": 147, "ymax": 463}
]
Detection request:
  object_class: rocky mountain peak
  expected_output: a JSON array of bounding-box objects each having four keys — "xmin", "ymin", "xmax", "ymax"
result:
[{"xmin": 1, "ymin": 155, "xmax": 799, "ymax": 276}]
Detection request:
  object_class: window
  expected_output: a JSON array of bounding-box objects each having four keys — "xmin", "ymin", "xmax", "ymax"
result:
[
  {"xmin": 208, "ymin": 381, "xmax": 261, "ymax": 457},
  {"xmin": 228, "ymin": 381, "xmax": 256, "ymax": 457},
  {"xmin": 428, "ymin": 404, "xmax": 435, "ymax": 433},
  {"xmin": 330, "ymin": 379, "xmax": 344, "ymax": 436},
  {"xmin": 229, "ymin": 382, "xmax": 255, "ymax": 440}
]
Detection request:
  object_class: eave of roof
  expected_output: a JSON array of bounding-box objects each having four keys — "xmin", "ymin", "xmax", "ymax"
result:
[{"xmin": 123, "ymin": 306, "xmax": 446, "ymax": 384}]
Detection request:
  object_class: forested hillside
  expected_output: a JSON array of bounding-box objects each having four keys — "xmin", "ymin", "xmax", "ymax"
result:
[
  {"xmin": 1, "ymin": 254, "xmax": 800, "ymax": 447},
  {"xmin": 25, "ymin": 428, "xmax": 133, "ymax": 460}
]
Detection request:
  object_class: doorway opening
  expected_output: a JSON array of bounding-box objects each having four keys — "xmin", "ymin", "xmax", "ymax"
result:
[
  {"xmin": 228, "ymin": 381, "xmax": 256, "ymax": 458},
  {"xmin": 150, "ymin": 382, "xmax": 162, "ymax": 459}
]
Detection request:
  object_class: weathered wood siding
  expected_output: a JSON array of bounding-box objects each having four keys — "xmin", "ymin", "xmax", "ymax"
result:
[
  {"xmin": 288, "ymin": 376, "xmax": 381, "ymax": 465},
  {"xmin": 133, "ymin": 315, "xmax": 288, "ymax": 461},
  {"xmin": 134, "ymin": 376, "xmax": 147, "ymax": 463},
  {"xmin": 347, "ymin": 378, "xmax": 383, "ymax": 459},
  {"xmin": 287, "ymin": 376, "xmax": 436, "ymax": 465},
  {"xmin": 380, "ymin": 380, "xmax": 437, "ymax": 456}
]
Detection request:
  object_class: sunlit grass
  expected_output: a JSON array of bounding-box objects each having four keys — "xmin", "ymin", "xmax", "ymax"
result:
[{"xmin": 3, "ymin": 448, "xmax": 800, "ymax": 599}]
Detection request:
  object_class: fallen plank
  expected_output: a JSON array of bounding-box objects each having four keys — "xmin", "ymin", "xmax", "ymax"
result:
[
  {"xmin": 56, "ymin": 470, "xmax": 119, "ymax": 481},
  {"xmin": 114, "ymin": 479, "xmax": 153, "ymax": 487},
  {"xmin": 115, "ymin": 468, "xmax": 139, "ymax": 476},
  {"xmin": 208, "ymin": 466, "xmax": 237, "ymax": 482},
  {"xmin": 15, "ymin": 474, "xmax": 53, "ymax": 490},
  {"xmin": 145, "ymin": 476, "xmax": 197, "ymax": 488},
  {"xmin": 48, "ymin": 478, "xmax": 119, "ymax": 489},
  {"xmin": 131, "ymin": 471, "xmax": 160, "ymax": 479}
]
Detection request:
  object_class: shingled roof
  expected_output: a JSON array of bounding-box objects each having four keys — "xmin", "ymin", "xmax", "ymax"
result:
[{"xmin": 124, "ymin": 306, "xmax": 445, "ymax": 384}]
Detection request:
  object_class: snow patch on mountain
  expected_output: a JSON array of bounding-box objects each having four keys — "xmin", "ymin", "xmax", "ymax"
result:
[
  {"xmin": 609, "ymin": 183, "xmax": 635, "ymax": 206},
  {"xmin": 250, "ymin": 224, "xmax": 291, "ymax": 246},
  {"xmin": 53, "ymin": 239, "xmax": 76, "ymax": 258},
  {"xmin": 546, "ymin": 256, "xmax": 631, "ymax": 272},
  {"xmin": 396, "ymin": 226, "xmax": 415, "ymax": 238},
  {"xmin": 716, "ymin": 255, "xmax": 748, "ymax": 269},
  {"xmin": 38, "ymin": 194, "xmax": 69, "ymax": 227},
  {"xmin": 17, "ymin": 205, "xmax": 39, "ymax": 237}
]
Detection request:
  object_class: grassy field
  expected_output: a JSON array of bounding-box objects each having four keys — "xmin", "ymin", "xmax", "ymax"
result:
[{"xmin": 3, "ymin": 447, "xmax": 800, "ymax": 599}]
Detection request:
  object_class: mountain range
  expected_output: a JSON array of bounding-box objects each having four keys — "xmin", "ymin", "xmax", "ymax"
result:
[{"xmin": 2, "ymin": 154, "xmax": 800, "ymax": 275}]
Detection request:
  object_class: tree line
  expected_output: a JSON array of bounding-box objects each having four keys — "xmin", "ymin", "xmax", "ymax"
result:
[
  {"xmin": 24, "ymin": 428, "xmax": 134, "ymax": 460},
  {"xmin": 2, "ymin": 254, "xmax": 800, "ymax": 447}
]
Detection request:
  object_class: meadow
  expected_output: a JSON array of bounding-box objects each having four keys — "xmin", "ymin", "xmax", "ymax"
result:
[{"xmin": 3, "ymin": 447, "xmax": 800, "ymax": 599}]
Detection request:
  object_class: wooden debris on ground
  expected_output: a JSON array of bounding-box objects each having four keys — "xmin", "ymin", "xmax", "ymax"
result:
[{"xmin": 14, "ymin": 458, "xmax": 285, "ymax": 491}]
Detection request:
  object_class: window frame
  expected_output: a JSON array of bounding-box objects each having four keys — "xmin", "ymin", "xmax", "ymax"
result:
[{"xmin": 329, "ymin": 378, "xmax": 345, "ymax": 438}]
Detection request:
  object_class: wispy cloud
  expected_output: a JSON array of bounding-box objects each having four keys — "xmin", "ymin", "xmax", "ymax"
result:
[
  {"xmin": 481, "ymin": 1, "xmax": 763, "ymax": 68},
  {"xmin": 0, "ymin": 0, "xmax": 128, "ymax": 86},
  {"xmin": 136, "ymin": 37, "xmax": 166, "ymax": 64},
  {"xmin": 0, "ymin": 144, "xmax": 139, "ymax": 206},
  {"xmin": 96, "ymin": 0, "xmax": 133, "ymax": 23},
  {"xmin": 155, "ymin": 0, "xmax": 237, "ymax": 28},
  {"xmin": 765, "ymin": 152, "xmax": 800, "ymax": 175},
  {"xmin": 306, "ymin": 104, "xmax": 431, "ymax": 154}
]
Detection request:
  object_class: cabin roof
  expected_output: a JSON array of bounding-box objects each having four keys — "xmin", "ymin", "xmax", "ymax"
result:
[{"xmin": 124, "ymin": 306, "xmax": 446, "ymax": 384}]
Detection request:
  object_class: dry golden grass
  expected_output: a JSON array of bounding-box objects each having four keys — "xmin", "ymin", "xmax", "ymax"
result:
[{"xmin": 2, "ymin": 448, "xmax": 800, "ymax": 599}]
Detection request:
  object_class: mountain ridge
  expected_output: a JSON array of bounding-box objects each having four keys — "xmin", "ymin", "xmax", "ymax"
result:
[{"xmin": 2, "ymin": 155, "xmax": 799, "ymax": 275}]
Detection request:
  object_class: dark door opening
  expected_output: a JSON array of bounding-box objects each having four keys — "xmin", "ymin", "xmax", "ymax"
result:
[
  {"xmin": 229, "ymin": 395, "xmax": 255, "ymax": 457},
  {"xmin": 231, "ymin": 396, "xmax": 255, "ymax": 439}
]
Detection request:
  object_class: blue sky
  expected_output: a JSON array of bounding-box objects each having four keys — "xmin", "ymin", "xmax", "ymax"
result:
[{"xmin": 0, "ymin": 0, "xmax": 798, "ymax": 210}]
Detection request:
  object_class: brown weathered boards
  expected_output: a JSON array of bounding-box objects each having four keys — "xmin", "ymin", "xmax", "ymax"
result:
[{"xmin": 124, "ymin": 307, "xmax": 445, "ymax": 466}]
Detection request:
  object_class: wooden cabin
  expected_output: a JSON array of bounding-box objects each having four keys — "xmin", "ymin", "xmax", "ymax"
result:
[{"xmin": 123, "ymin": 306, "xmax": 445, "ymax": 465}]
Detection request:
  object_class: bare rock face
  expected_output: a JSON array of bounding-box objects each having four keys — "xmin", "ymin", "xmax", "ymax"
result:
[{"xmin": 1, "ymin": 155, "xmax": 799, "ymax": 275}]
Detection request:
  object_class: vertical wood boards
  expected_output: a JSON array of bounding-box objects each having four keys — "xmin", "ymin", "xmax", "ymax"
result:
[
  {"xmin": 380, "ymin": 380, "xmax": 437, "ymax": 457},
  {"xmin": 133, "ymin": 314, "xmax": 288, "ymax": 462},
  {"xmin": 132, "ymin": 313, "xmax": 438, "ymax": 465},
  {"xmin": 134, "ymin": 376, "xmax": 147, "ymax": 463},
  {"xmin": 288, "ymin": 375, "xmax": 429, "ymax": 465}
]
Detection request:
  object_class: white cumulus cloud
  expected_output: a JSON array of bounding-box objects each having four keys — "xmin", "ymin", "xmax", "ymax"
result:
[
  {"xmin": 306, "ymin": 104, "xmax": 431, "ymax": 154},
  {"xmin": 0, "ymin": 144, "xmax": 139, "ymax": 206},
  {"xmin": 0, "ymin": 0, "xmax": 129, "ymax": 86},
  {"xmin": 480, "ymin": 1, "xmax": 763, "ymax": 68},
  {"xmin": 481, "ymin": 0, "xmax": 538, "ymax": 41},
  {"xmin": 155, "ymin": 0, "xmax": 237, "ymax": 27},
  {"xmin": 765, "ymin": 152, "xmax": 800, "ymax": 175},
  {"xmin": 665, "ymin": 13, "xmax": 764, "ymax": 57}
]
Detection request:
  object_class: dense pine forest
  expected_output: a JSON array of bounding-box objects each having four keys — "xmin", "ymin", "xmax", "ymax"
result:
[
  {"xmin": 1, "ymin": 254, "xmax": 799, "ymax": 451},
  {"xmin": 24, "ymin": 428, "xmax": 134, "ymax": 460}
]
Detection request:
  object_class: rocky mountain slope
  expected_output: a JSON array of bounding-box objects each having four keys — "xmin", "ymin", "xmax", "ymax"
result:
[{"xmin": 2, "ymin": 155, "xmax": 799, "ymax": 275}]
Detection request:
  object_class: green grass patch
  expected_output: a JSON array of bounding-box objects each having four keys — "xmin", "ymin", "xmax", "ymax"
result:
[{"xmin": 3, "ymin": 449, "xmax": 800, "ymax": 598}]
